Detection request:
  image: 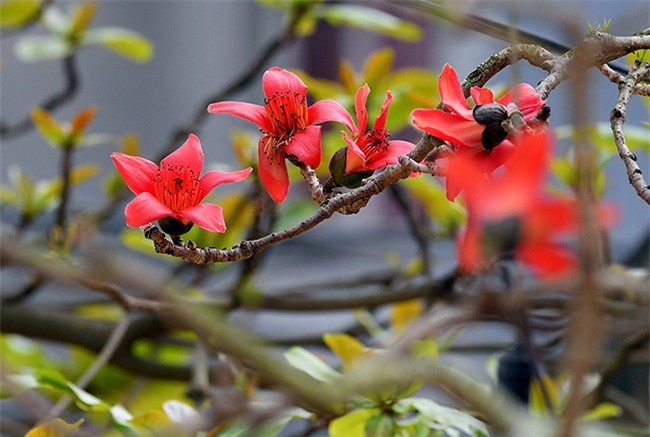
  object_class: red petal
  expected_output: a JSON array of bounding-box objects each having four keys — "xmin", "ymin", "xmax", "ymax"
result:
[
  {"xmin": 124, "ymin": 192, "xmax": 172, "ymax": 227},
  {"xmin": 198, "ymin": 167, "xmax": 252, "ymax": 202},
  {"xmin": 438, "ymin": 64, "xmax": 473, "ymax": 118},
  {"xmin": 258, "ymin": 136, "xmax": 290, "ymax": 203},
  {"xmin": 161, "ymin": 134, "xmax": 204, "ymax": 177},
  {"xmin": 111, "ymin": 152, "xmax": 158, "ymax": 195},
  {"xmin": 344, "ymin": 131, "xmax": 366, "ymax": 173},
  {"xmin": 411, "ymin": 108, "xmax": 483, "ymax": 148},
  {"xmin": 284, "ymin": 125, "xmax": 321, "ymax": 169},
  {"xmin": 458, "ymin": 225, "xmax": 485, "ymax": 273},
  {"xmin": 179, "ymin": 203, "xmax": 226, "ymax": 233},
  {"xmin": 353, "ymin": 84, "xmax": 370, "ymax": 135},
  {"xmin": 498, "ymin": 83, "xmax": 544, "ymax": 119},
  {"xmin": 470, "ymin": 86, "xmax": 494, "ymax": 105},
  {"xmin": 366, "ymin": 139, "xmax": 415, "ymax": 171},
  {"xmin": 373, "ymin": 90, "xmax": 393, "ymax": 131},
  {"xmin": 506, "ymin": 130, "xmax": 552, "ymax": 192},
  {"xmin": 308, "ymin": 99, "xmax": 356, "ymax": 134},
  {"xmin": 263, "ymin": 67, "xmax": 307, "ymax": 99},
  {"xmin": 207, "ymin": 101, "xmax": 273, "ymax": 133},
  {"xmin": 517, "ymin": 242, "xmax": 577, "ymax": 278}
]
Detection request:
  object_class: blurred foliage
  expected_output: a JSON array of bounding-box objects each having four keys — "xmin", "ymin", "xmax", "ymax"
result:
[
  {"xmin": 258, "ymin": 0, "xmax": 422, "ymax": 42},
  {"xmin": 13, "ymin": 1, "xmax": 153, "ymax": 63}
]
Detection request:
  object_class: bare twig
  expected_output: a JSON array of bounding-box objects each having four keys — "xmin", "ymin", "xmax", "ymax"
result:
[{"xmin": 610, "ymin": 60, "xmax": 650, "ymax": 204}]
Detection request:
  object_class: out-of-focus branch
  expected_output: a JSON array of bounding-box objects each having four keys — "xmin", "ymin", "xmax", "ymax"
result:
[
  {"xmin": 0, "ymin": 55, "xmax": 79, "ymax": 139},
  {"xmin": 610, "ymin": 60, "xmax": 650, "ymax": 204}
]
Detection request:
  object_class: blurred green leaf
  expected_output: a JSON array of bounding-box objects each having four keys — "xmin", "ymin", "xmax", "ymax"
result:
[
  {"xmin": 30, "ymin": 108, "xmax": 67, "ymax": 145},
  {"xmin": 323, "ymin": 333, "xmax": 366, "ymax": 370},
  {"xmin": 315, "ymin": 4, "xmax": 422, "ymax": 42},
  {"xmin": 284, "ymin": 346, "xmax": 341, "ymax": 383},
  {"xmin": 0, "ymin": 0, "xmax": 41, "ymax": 29},
  {"xmin": 329, "ymin": 408, "xmax": 379, "ymax": 437},
  {"xmin": 70, "ymin": 106, "xmax": 96, "ymax": 139},
  {"xmin": 362, "ymin": 47, "xmax": 394, "ymax": 90},
  {"xmin": 580, "ymin": 402, "xmax": 622, "ymax": 422},
  {"xmin": 34, "ymin": 369, "xmax": 108, "ymax": 411},
  {"xmin": 70, "ymin": 2, "xmax": 97, "ymax": 37},
  {"xmin": 25, "ymin": 418, "xmax": 83, "ymax": 437},
  {"xmin": 397, "ymin": 397, "xmax": 489, "ymax": 436},
  {"xmin": 390, "ymin": 299, "xmax": 424, "ymax": 335},
  {"xmin": 14, "ymin": 35, "xmax": 71, "ymax": 62},
  {"xmin": 366, "ymin": 413, "xmax": 396, "ymax": 436},
  {"xmin": 83, "ymin": 27, "xmax": 154, "ymax": 62},
  {"xmin": 272, "ymin": 198, "xmax": 318, "ymax": 231},
  {"xmin": 42, "ymin": 5, "xmax": 71, "ymax": 35}
]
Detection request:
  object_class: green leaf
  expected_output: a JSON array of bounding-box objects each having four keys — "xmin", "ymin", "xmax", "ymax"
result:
[
  {"xmin": 397, "ymin": 397, "xmax": 489, "ymax": 436},
  {"xmin": 70, "ymin": 164, "xmax": 101, "ymax": 185},
  {"xmin": 14, "ymin": 34, "xmax": 71, "ymax": 62},
  {"xmin": 581, "ymin": 402, "xmax": 622, "ymax": 422},
  {"xmin": 284, "ymin": 346, "xmax": 341, "ymax": 383},
  {"xmin": 30, "ymin": 108, "xmax": 66, "ymax": 145},
  {"xmin": 323, "ymin": 333, "xmax": 367, "ymax": 370},
  {"xmin": 390, "ymin": 299, "xmax": 424, "ymax": 335},
  {"xmin": 329, "ymin": 408, "xmax": 380, "ymax": 437},
  {"xmin": 42, "ymin": 5, "xmax": 71, "ymax": 35},
  {"xmin": 401, "ymin": 176, "xmax": 465, "ymax": 236},
  {"xmin": 316, "ymin": 4, "xmax": 422, "ymax": 42},
  {"xmin": 0, "ymin": 0, "xmax": 41, "ymax": 29},
  {"xmin": 25, "ymin": 418, "xmax": 84, "ymax": 437},
  {"xmin": 8, "ymin": 165, "xmax": 35, "ymax": 213},
  {"xmin": 35, "ymin": 370, "xmax": 106, "ymax": 410},
  {"xmin": 70, "ymin": 2, "xmax": 97, "ymax": 36},
  {"xmin": 83, "ymin": 27, "xmax": 154, "ymax": 62},
  {"xmin": 362, "ymin": 47, "xmax": 394, "ymax": 90},
  {"xmin": 366, "ymin": 412, "xmax": 396, "ymax": 436},
  {"xmin": 69, "ymin": 106, "xmax": 96, "ymax": 139}
]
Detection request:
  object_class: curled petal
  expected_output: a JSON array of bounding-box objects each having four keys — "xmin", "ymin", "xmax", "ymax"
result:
[
  {"xmin": 179, "ymin": 203, "xmax": 226, "ymax": 233},
  {"xmin": 207, "ymin": 101, "xmax": 273, "ymax": 133},
  {"xmin": 411, "ymin": 108, "xmax": 484, "ymax": 148},
  {"xmin": 438, "ymin": 64, "xmax": 473, "ymax": 119},
  {"xmin": 198, "ymin": 167, "xmax": 252, "ymax": 202},
  {"xmin": 343, "ymin": 131, "xmax": 367, "ymax": 173},
  {"xmin": 309, "ymin": 99, "xmax": 356, "ymax": 134},
  {"xmin": 498, "ymin": 83, "xmax": 544, "ymax": 119},
  {"xmin": 284, "ymin": 125, "xmax": 322, "ymax": 169},
  {"xmin": 161, "ymin": 134, "xmax": 204, "ymax": 177},
  {"xmin": 353, "ymin": 84, "xmax": 371, "ymax": 135},
  {"xmin": 470, "ymin": 86, "xmax": 494, "ymax": 105},
  {"xmin": 111, "ymin": 153, "xmax": 158, "ymax": 195},
  {"xmin": 262, "ymin": 67, "xmax": 307, "ymax": 99},
  {"xmin": 373, "ymin": 90, "xmax": 393, "ymax": 131},
  {"xmin": 258, "ymin": 136, "xmax": 290, "ymax": 203},
  {"xmin": 124, "ymin": 192, "xmax": 173, "ymax": 228}
]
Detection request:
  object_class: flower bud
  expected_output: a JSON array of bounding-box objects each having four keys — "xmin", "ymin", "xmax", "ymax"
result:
[
  {"xmin": 472, "ymin": 103, "xmax": 508, "ymax": 125},
  {"xmin": 328, "ymin": 147, "xmax": 373, "ymax": 189}
]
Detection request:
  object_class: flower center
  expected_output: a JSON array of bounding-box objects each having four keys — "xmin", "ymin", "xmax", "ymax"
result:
[
  {"xmin": 153, "ymin": 164, "xmax": 202, "ymax": 212},
  {"xmin": 359, "ymin": 128, "xmax": 390, "ymax": 163},
  {"xmin": 264, "ymin": 90, "xmax": 308, "ymax": 141}
]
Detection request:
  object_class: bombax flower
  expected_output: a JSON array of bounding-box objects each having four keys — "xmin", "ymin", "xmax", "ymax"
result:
[
  {"xmin": 411, "ymin": 63, "xmax": 546, "ymax": 200},
  {"xmin": 329, "ymin": 84, "xmax": 417, "ymax": 188},
  {"xmin": 208, "ymin": 66, "xmax": 355, "ymax": 203},
  {"xmin": 451, "ymin": 129, "xmax": 613, "ymax": 278},
  {"xmin": 111, "ymin": 134, "xmax": 252, "ymax": 236}
]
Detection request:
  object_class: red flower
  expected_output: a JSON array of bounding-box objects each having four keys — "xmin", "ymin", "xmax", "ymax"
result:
[
  {"xmin": 451, "ymin": 130, "xmax": 581, "ymax": 278},
  {"xmin": 411, "ymin": 63, "xmax": 545, "ymax": 200},
  {"xmin": 343, "ymin": 84, "xmax": 416, "ymax": 173},
  {"xmin": 208, "ymin": 67, "xmax": 355, "ymax": 203},
  {"xmin": 111, "ymin": 134, "xmax": 252, "ymax": 234}
]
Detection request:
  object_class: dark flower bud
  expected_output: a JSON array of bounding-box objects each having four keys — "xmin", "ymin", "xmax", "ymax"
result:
[
  {"xmin": 482, "ymin": 215, "xmax": 521, "ymax": 257},
  {"xmin": 328, "ymin": 147, "xmax": 373, "ymax": 189},
  {"xmin": 158, "ymin": 217, "xmax": 194, "ymax": 237},
  {"xmin": 473, "ymin": 103, "xmax": 508, "ymax": 125},
  {"xmin": 481, "ymin": 122, "xmax": 509, "ymax": 151}
]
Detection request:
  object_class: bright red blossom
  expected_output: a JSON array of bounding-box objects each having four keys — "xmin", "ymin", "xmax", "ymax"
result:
[
  {"xmin": 411, "ymin": 63, "xmax": 546, "ymax": 201},
  {"xmin": 111, "ymin": 134, "xmax": 252, "ymax": 233},
  {"xmin": 207, "ymin": 67, "xmax": 355, "ymax": 203},
  {"xmin": 451, "ymin": 130, "xmax": 614, "ymax": 278},
  {"xmin": 343, "ymin": 84, "xmax": 416, "ymax": 173}
]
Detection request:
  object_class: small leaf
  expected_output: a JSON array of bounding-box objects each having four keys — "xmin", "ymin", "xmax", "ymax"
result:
[
  {"xmin": 8, "ymin": 165, "xmax": 35, "ymax": 213},
  {"xmin": 323, "ymin": 333, "xmax": 366, "ymax": 370},
  {"xmin": 329, "ymin": 408, "xmax": 379, "ymax": 437},
  {"xmin": 284, "ymin": 346, "xmax": 341, "ymax": 383},
  {"xmin": 70, "ymin": 2, "xmax": 97, "ymax": 36},
  {"xmin": 30, "ymin": 108, "xmax": 66, "ymax": 145},
  {"xmin": 14, "ymin": 35, "xmax": 71, "ymax": 62},
  {"xmin": 581, "ymin": 402, "xmax": 622, "ymax": 422},
  {"xmin": 317, "ymin": 4, "xmax": 422, "ymax": 42},
  {"xmin": 35, "ymin": 370, "xmax": 106, "ymax": 410},
  {"xmin": 530, "ymin": 375, "xmax": 559, "ymax": 415},
  {"xmin": 362, "ymin": 47, "xmax": 394, "ymax": 90},
  {"xmin": 390, "ymin": 299, "xmax": 424, "ymax": 335},
  {"xmin": 42, "ymin": 5, "xmax": 71, "ymax": 35},
  {"xmin": 0, "ymin": 0, "xmax": 41, "ymax": 29},
  {"xmin": 83, "ymin": 27, "xmax": 154, "ymax": 62},
  {"xmin": 69, "ymin": 106, "xmax": 96, "ymax": 139},
  {"xmin": 25, "ymin": 418, "xmax": 83, "ymax": 437},
  {"xmin": 70, "ymin": 164, "xmax": 101, "ymax": 185},
  {"xmin": 365, "ymin": 413, "xmax": 395, "ymax": 436}
]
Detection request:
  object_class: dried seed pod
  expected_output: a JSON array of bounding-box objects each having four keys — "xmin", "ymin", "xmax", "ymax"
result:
[{"xmin": 473, "ymin": 103, "xmax": 508, "ymax": 125}]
